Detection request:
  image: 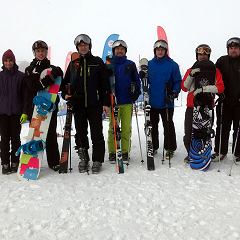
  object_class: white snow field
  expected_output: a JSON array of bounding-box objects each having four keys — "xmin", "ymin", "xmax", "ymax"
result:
[{"xmin": 1, "ymin": 94, "xmax": 240, "ymax": 240}]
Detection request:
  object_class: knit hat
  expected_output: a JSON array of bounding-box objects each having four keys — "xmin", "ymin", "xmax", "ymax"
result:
[{"xmin": 2, "ymin": 49, "xmax": 16, "ymax": 63}]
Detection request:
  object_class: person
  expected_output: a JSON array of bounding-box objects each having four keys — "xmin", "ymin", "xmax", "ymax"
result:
[
  {"xmin": 212, "ymin": 37, "xmax": 240, "ymax": 163},
  {"xmin": 107, "ymin": 40, "xmax": 141, "ymax": 164},
  {"xmin": 24, "ymin": 40, "xmax": 63, "ymax": 171},
  {"xmin": 146, "ymin": 39, "xmax": 182, "ymax": 159},
  {"xmin": 61, "ymin": 34, "xmax": 111, "ymax": 174},
  {"xmin": 0, "ymin": 49, "xmax": 28, "ymax": 174},
  {"xmin": 181, "ymin": 44, "xmax": 224, "ymax": 163}
]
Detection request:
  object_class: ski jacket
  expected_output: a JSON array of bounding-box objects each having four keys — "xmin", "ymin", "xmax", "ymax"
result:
[
  {"xmin": 148, "ymin": 55, "xmax": 182, "ymax": 109},
  {"xmin": 0, "ymin": 64, "xmax": 28, "ymax": 116},
  {"xmin": 181, "ymin": 61, "xmax": 225, "ymax": 108},
  {"xmin": 62, "ymin": 52, "xmax": 111, "ymax": 107},
  {"xmin": 215, "ymin": 55, "xmax": 240, "ymax": 106},
  {"xmin": 113, "ymin": 55, "xmax": 141, "ymax": 105},
  {"xmin": 25, "ymin": 58, "xmax": 62, "ymax": 119}
]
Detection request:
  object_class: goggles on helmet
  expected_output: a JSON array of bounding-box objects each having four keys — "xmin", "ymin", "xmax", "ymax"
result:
[
  {"xmin": 33, "ymin": 41, "xmax": 48, "ymax": 50},
  {"xmin": 197, "ymin": 47, "xmax": 211, "ymax": 54},
  {"xmin": 154, "ymin": 40, "xmax": 168, "ymax": 50},
  {"xmin": 74, "ymin": 34, "xmax": 91, "ymax": 46},
  {"xmin": 112, "ymin": 40, "xmax": 128, "ymax": 49},
  {"xmin": 227, "ymin": 37, "xmax": 240, "ymax": 48}
]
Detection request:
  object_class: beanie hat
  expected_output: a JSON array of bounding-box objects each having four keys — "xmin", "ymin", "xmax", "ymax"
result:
[{"xmin": 2, "ymin": 49, "xmax": 16, "ymax": 63}]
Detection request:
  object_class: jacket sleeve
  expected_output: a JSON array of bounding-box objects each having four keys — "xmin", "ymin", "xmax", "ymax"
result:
[
  {"xmin": 215, "ymin": 68, "xmax": 225, "ymax": 94},
  {"xmin": 21, "ymin": 73, "xmax": 28, "ymax": 115},
  {"xmin": 181, "ymin": 68, "xmax": 193, "ymax": 92},
  {"xmin": 172, "ymin": 63, "xmax": 182, "ymax": 93},
  {"xmin": 60, "ymin": 63, "xmax": 71, "ymax": 100},
  {"xmin": 24, "ymin": 66, "xmax": 43, "ymax": 92}
]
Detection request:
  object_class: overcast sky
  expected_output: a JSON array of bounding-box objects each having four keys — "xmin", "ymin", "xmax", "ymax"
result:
[{"xmin": 1, "ymin": 0, "xmax": 240, "ymax": 74}]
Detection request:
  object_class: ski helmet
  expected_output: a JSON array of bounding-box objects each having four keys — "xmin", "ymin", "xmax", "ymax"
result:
[
  {"xmin": 226, "ymin": 37, "xmax": 240, "ymax": 53},
  {"xmin": 112, "ymin": 40, "xmax": 128, "ymax": 55},
  {"xmin": 32, "ymin": 40, "xmax": 48, "ymax": 57},
  {"xmin": 74, "ymin": 34, "xmax": 92, "ymax": 51},
  {"xmin": 153, "ymin": 40, "xmax": 168, "ymax": 55},
  {"xmin": 195, "ymin": 44, "xmax": 211, "ymax": 60}
]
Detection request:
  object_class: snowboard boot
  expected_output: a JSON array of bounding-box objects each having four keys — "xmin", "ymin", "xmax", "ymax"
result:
[
  {"xmin": 77, "ymin": 148, "xmax": 90, "ymax": 173},
  {"xmin": 184, "ymin": 155, "xmax": 190, "ymax": 164},
  {"xmin": 109, "ymin": 153, "xmax": 116, "ymax": 164},
  {"xmin": 166, "ymin": 150, "xmax": 174, "ymax": 160},
  {"xmin": 211, "ymin": 152, "xmax": 226, "ymax": 162},
  {"xmin": 122, "ymin": 153, "xmax": 129, "ymax": 164},
  {"xmin": 11, "ymin": 162, "xmax": 19, "ymax": 173},
  {"xmin": 92, "ymin": 161, "xmax": 102, "ymax": 174},
  {"xmin": 49, "ymin": 165, "xmax": 60, "ymax": 172},
  {"xmin": 2, "ymin": 164, "xmax": 11, "ymax": 175}
]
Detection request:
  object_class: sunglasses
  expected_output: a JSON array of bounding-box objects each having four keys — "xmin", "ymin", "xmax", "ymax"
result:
[{"xmin": 197, "ymin": 47, "xmax": 211, "ymax": 54}]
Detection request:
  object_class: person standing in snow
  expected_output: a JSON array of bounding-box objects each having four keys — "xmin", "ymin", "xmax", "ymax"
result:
[
  {"xmin": 107, "ymin": 40, "xmax": 141, "ymax": 164},
  {"xmin": 61, "ymin": 34, "xmax": 111, "ymax": 174},
  {"xmin": 181, "ymin": 44, "xmax": 224, "ymax": 163},
  {"xmin": 212, "ymin": 37, "xmax": 240, "ymax": 163},
  {"xmin": 141, "ymin": 40, "xmax": 181, "ymax": 160},
  {"xmin": 25, "ymin": 40, "xmax": 63, "ymax": 172},
  {"xmin": 0, "ymin": 49, "xmax": 28, "ymax": 174}
]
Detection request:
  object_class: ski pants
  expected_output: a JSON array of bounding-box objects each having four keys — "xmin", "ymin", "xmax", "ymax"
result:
[
  {"xmin": 0, "ymin": 114, "xmax": 21, "ymax": 165},
  {"xmin": 183, "ymin": 107, "xmax": 193, "ymax": 155},
  {"xmin": 74, "ymin": 105, "xmax": 105, "ymax": 163},
  {"xmin": 108, "ymin": 104, "xmax": 132, "ymax": 154},
  {"xmin": 214, "ymin": 102, "xmax": 240, "ymax": 156},
  {"xmin": 150, "ymin": 107, "xmax": 177, "ymax": 151}
]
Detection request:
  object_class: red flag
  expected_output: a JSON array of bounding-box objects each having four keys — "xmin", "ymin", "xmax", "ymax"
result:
[{"xmin": 157, "ymin": 26, "xmax": 170, "ymax": 56}]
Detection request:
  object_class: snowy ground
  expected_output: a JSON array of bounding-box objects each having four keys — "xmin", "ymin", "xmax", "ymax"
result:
[{"xmin": 1, "ymin": 94, "xmax": 240, "ymax": 240}]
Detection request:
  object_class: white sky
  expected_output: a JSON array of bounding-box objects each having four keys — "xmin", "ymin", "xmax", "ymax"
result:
[{"xmin": 1, "ymin": 0, "xmax": 240, "ymax": 74}]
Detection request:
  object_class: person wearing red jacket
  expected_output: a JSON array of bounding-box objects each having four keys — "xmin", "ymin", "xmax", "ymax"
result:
[{"xmin": 181, "ymin": 44, "xmax": 225, "ymax": 163}]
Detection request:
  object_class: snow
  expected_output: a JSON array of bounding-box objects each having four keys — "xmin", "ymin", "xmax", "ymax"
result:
[{"xmin": 1, "ymin": 94, "xmax": 240, "ymax": 240}]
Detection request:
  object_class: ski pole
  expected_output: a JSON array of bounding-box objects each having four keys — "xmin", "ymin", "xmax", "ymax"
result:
[
  {"xmin": 229, "ymin": 120, "xmax": 240, "ymax": 176},
  {"xmin": 217, "ymin": 102, "xmax": 223, "ymax": 172},
  {"xmin": 165, "ymin": 82, "xmax": 171, "ymax": 168}
]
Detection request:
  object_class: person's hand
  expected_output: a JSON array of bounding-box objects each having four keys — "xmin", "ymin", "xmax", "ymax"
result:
[
  {"xmin": 193, "ymin": 87, "xmax": 203, "ymax": 96},
  {"xmin": 189, "ymin": 68, "xmax": 200, "ymax": 77},
  {"xmin": 51, "ymin": 67, "xmax": 63, "ymax": 78},
  {"xmin": 103, "ymin": 106, "xmax": 110, "ymax": 115},
  {"xmin": 139, "ymin": 70, "xmax": 146, "ymax": 79},
  {"xmin": 20, "ymin": 114, "xmax": 28, "ymax": 124},
  {"xmin": 164, "ymin": 90, "xmax": 178, "ymax": 104}
]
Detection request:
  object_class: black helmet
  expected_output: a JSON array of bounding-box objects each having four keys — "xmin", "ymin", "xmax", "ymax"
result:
[
  {"xmin": 112, "ymin": 40, "xmax": 128, "ymax": 55},
  {"xmin": 226, "ymin": 37, "xmax": 240, "ymax": 48},
  {"xmin": 74, "ymin": 34, "xmax": 92, "ymax": 51},
  {"xmin": 195, "ymin": 44, "xmax": 211, "ymax": 60},
  {"xmin": 153, "ymin": 40, "xmax": 168, "ymax": 55},
  {"xmin": 32, "ymin": 40, "xmax": 48, "ymax": 57}
]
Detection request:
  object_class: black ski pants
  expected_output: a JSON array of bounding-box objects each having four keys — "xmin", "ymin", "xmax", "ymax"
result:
[
  {"xmin": 150, "ymin": 107, "xmax": 177, "ymax": 151},
  {"xmin": 214, "ymin": 102, "xmax": 240, "ymax": 156},
  {"xmin": 73, "ymin": 105, "xmax": 105, "ymax": 163},
  {"xmin": 0, "ymin": 114, "xmax": 21, "ymax": 165}
]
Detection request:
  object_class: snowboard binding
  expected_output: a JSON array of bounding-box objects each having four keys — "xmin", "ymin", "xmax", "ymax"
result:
[{"xmin": 33, "ymin": 96, "xmax": 56, "ymax": 115}]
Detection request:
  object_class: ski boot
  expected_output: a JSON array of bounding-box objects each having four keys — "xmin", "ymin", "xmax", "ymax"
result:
[
  {"xmin": 211, "ymin": 152, "xmax": 226, "ymax": 162},
  {"xmin": 77, "ymin": 148, "xmax": 89, "ymax": 173},
  {"xmin": 109, "ymin": 153, "xmax": 116, "ymax": 164},
  {"xmin": 122, "ymin": 153, "xmax": 129, "ymax": 164},
  {"xmin": 166, "ymin": 150, "xmax": 174, "ymax": 160},
  {"xmin": 92, "ymin": 161, "xmax": 102, "ymax": 174}
]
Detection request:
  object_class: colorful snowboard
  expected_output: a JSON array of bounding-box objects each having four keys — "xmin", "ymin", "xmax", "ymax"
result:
[
  {"xmin": 17, "ymin": 69, "xmax": 62, "ymax": 180},
  {"xmin": 189, "ymin": 60, "xmax": 216, "ymax": 171}
]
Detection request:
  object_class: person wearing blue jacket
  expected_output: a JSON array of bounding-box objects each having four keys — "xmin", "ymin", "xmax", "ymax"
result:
[
  {"xmin": 108, "ymin": 40, "xmax": 141, "ymax": 163},
  {"xmin": 148, "ymin": 40, "xmax": 182, "ymax": 159}
]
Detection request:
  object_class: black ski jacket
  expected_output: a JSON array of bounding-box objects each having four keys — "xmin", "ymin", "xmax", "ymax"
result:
[
  {"xmin": 61, "ymin": 52, "xmax": 111, "ymax": 108},
  {"xmin": 216, "ymin": 55, "xmax": 240, "ymax": 106}
]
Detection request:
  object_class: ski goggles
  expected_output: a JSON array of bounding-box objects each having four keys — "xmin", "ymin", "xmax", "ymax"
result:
[
  {"xmin": 74, "ymin": 34, "xmax": 91, "ymax": 46},
  {"xmin": 227, "ymin": 37, "xmax": 240, "ymax": 48},
  {"xmin": 112, "ymin": 40, "xmax": 128, "ymax": 49},
  {"xmin": 33, "ymin": 41, "xmax": 48, "ymax": 50},
  {"xmin": 154, "ymin": 40, "xmax": 168, "ymax": 50},
  {"xmin": 197, "ymin": 47, "xmax": 211, "ymax": 54}
]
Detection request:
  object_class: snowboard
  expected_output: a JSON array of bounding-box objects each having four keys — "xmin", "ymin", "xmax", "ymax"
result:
[
  {"xmin": 59, "ymin": 52, "xmax": 80, "ymax": 173},
  {"xmin": 189, "ymin": 60, "xmax": 216, "ymax": 171},
  {"xmin": 139, "ymin": 58, "xmax": 155, "ymax": 171},
  {"xmin": 106, "ymin": 55, "xmax": 124, "ymax": 173},
  {"xmin": 16, "ymin": 69, "xmax": 62, "ymax": 180}
]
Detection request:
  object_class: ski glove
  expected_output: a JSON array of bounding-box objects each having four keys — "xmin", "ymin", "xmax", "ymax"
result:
[
  {"xmin": 164, "ymin": 90, "xmax": 178, "ymax": 105},
  {"xmin": 129, "ymin": 81, "xmax": 141, "ymax": 102},
  {"xmin": 20, "ymin": 114, "xmax": 28, "ymax": 124},
  {"xmin": 189, "ymin": 68, "xmax": 200, "ymax": 77},
  {"xmin": 139, "ymin": 70, "xmax": 146, "ymax": 79},
  {"xmin": 51, "ymin": 67, "xmax": 63, "ymax": 79}
]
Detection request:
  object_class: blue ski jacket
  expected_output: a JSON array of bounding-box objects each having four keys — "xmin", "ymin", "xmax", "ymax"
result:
[
  {"xmin": 148, "ymin": 55, "xmax": 182, "ymax": 109},
  {"xmin": 113, "ymin": 55, "xmax": 141, "ymax": 105}
]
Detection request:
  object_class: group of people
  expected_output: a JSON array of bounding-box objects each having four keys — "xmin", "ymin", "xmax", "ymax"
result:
[{"xmin": 0, "ymin": 34, "xmax": 240, "ymax": 175}]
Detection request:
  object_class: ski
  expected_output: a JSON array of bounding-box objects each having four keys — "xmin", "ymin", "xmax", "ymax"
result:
[
  {"xmin": 59, "ymin": 52, "xmax": 80, "ymax": 173},
  {"xmin": 106, "ymin": 55, "xmax": 124, "ymax": 173},
  {"xmin": 139, "ymin": 58, "xmax": 155, "ymax": 171}
]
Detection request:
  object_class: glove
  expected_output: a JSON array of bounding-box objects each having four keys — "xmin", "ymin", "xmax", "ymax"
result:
[
  {"xmin": 20, "ymin": 114, "xmax": 28, "ymax": 124},
  {"xmin": 193, "ymin": 87, "xmax": 203, "ymax": 96},
  {"xmin": 217, "ymin": 92, "xmax": 225, "ymax": 100},
  {"xmin": 189, "ymin": 68, "xmax": 200, "ymax": 77},
  {"xmin": 164, "ymin": 90, "xmax": 178, "ymax": 105},
  {"xmin": 130, "ymin": 82, "xmax": 141, "ymax": 102},
  {"xmin": 139, "ymin": 70, "xmax": 146, "ymax": 79},
  {"xmin": 41, "ymin": 75, "xmax": 55, "ymax": 87},
  {"xmin": 51, "ymin": 67, "xmax": 63, "ymax": 79}
]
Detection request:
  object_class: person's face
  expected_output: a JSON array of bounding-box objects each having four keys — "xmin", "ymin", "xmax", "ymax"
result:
[
  {"xmin": 114, "ymin": 46, "xmax": 126, "ymax": 57},
  {"xmin": 77, "ymin": 42, "xmax": 90, "ymax": 55},
  {"xmin": 3, "ymin": 59, "xmax": 14, "ymax": 69},
  {"xmin": 35, "ymin": 48, "xmax": 47, "ymax": 60},
  {"xmin": 155, "ymin": 47, "xmax": 166, "ymax": 58},
  {"xmin": 228, "ymin": 46, "xmax": 240, "ymax": 58},
  {"xmin": 197, "ymin": 53, "xmax": 209, "ymax": 61}
]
